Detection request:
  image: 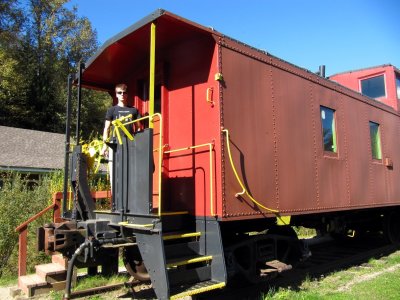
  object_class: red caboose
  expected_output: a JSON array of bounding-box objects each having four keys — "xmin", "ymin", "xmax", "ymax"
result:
[
  {"xmin": 36, "ymin": 10, "xmax": 400, "ymax": 300},
  {"xmin": 329, "ymin": 64, "xmax": 400, "ymax": 110}
]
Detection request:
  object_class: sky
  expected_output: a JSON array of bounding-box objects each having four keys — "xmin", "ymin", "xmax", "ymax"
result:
[{"xmin": 65, "ymin": 0, "xmax": 399, "ymax": 76}]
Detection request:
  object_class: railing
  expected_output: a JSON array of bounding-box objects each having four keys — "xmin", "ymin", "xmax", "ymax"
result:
[
  {"xmin": 164, "ymin": 142, "xmax": 216, "ymax": 216},
  {"xmin": 15, "ymin": 190, "xmax": 111, "ymax": 277},
  {"xmin": 115, "ymin": 113, "xmax": 217, "ymax": 216},
  {"xmin": 222, "ymin": 128, "xmax": 279, "ymax": 214}
]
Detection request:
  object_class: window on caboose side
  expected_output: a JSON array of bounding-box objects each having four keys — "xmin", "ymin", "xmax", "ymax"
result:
[
  {"xmin": 360, "ymin": 75, "xmax": 386, "ymax": 99},
  {"xmin": 396, "ymin": 73, "xmax": 400, "ymax": 99},
  {"xmin": 320, "ymin": 106, "xmax": 337, "ymax": 153},
  {"xmin": 369, "ymin": 121, "xmax": 382, "ymax": 160}
]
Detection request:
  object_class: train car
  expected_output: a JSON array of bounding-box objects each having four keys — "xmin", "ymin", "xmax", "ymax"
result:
[{"xmin": 37, "ymin": 10, "xmax": 400, "ymax": 300}]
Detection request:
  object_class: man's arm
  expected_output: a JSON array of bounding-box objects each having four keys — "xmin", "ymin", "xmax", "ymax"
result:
[
  {"xmin": 100, "ymin": 120, "xmax": 111, "ymax": 155},
  {"xmin": 102, "ymin": 120, "xmax": 111, "ymax": 142}
]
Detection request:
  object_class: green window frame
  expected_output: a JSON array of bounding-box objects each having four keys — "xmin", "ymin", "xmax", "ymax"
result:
[
  {"xmin": 320, "ymin": 106, "xmax": 337, "ymax": 153},
  {"xmin": 369, "ymin": 121, "xmax": 382, "ymax": 160}
]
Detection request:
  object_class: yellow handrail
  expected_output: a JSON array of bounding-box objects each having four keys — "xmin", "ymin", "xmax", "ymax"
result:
[
  {"xmin": 149, "ymin": 22, "xmax": 156, "ymax": 123},
  {"xmin": 153, "ymin": 114, "xmax": 163, "ymax": 216},
  {"xmin": 111, "ymin": 114, "xmax": 134, "ymax": 144},
  {"xmin": 105, "ymin": 114, "xmax": 218, "ymax": 217},
  {"xmin": 222, "ymin": 128, "xmax": 279, "ymax": 214},
  {"xmin": 165, "ymin": 142, "xmax": 216, "ymax": 216}
]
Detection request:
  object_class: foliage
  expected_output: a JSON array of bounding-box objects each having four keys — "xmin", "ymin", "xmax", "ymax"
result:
[
  {"xmin": 0, "ymin": 172, "xmax": 53, "ymax": 277},
  {"xmin": 0, "ymin": 170, "xmax": 109, "ymax": 278},
  {"xmin": 0, "ymin": 0, "xmax": 110, "ymax": 139}
]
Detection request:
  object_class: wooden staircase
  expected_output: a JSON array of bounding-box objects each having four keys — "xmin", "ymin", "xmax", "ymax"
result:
[{"xmin": 18, "ymin": 254, "xmax": 68, "ymax": 297}]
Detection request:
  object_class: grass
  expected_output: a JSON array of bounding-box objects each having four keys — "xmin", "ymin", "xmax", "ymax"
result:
[
  {"xmin": 263, "ymin": 250, "xmax": 400, "ymax": 299},
  {"xmin": 48, "ymin": 274, "xmax": 130, "ymax": 300},
  {"xmin": 2, "ymin": 224, "xmax": 399, "ymax": 299},
  {"xmin": 0, "ymin": 274, "xmax": 17, "ymax": 286},
  {"xmin": 2, "ymin": 250, "xmax": 400, "ymax": 299}
]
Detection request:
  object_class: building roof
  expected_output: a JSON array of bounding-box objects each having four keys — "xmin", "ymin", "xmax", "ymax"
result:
[{"xmin": 0, "ymin": 126, "xmax": 65, "ymax": 172}]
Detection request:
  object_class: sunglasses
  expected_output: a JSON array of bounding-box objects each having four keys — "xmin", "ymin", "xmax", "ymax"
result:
[{"xmin": 116, "ymin": 91, "xmax": 127, "ymax": 95}]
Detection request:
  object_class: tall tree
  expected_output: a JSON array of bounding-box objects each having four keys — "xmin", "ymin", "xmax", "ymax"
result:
[
  {"xmin": 0, "ymin": 0, "xmax": 106, "ymax": 137},
  {"xmin": 0, "ymin": 0, "xmax": 26, "ymax": 127},
  {"xmin": 0, "ymin": 0, "xmax": 24, "ymax": 45}
]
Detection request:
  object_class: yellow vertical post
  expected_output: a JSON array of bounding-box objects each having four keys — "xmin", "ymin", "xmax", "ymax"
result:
[{"xmin": 149, "ymin": 22, "xmax": 156, "ymax": 127}]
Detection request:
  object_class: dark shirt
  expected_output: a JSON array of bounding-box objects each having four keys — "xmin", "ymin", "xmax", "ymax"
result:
[{"xmin": 105, "ymin": 105, "xmax": 141, "ymax": 135}]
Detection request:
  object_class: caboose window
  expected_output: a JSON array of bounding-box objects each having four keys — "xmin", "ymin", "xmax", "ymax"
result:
[
  {"xmin": 396, "ymin": 74, "xmax": 400, "ymax": 99},
  {"xmin": 369, "ymin": 121, "xmax": 382, "ymax": 160},
  {"xmin": 320, "ymin": 106, "xmax": 337, "ymax": 153},
  {"xmin": 360, "ymin": 75, "xmax": 386, "ymax": 99}
]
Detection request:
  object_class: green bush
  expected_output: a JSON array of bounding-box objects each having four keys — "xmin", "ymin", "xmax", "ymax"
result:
[
  {"xmin": 0, "ymin": 170, "xmax": 109, "ymax": 279},
  {"xmin": 0, "ymin": 171, "xmax": 63, "ymax": 278}
]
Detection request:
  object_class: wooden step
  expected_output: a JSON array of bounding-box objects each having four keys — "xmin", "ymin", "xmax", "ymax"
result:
[
  {"xmin": 166, "ymin": 255, "xmax": 212, "ymax": 268},
  {"xmin": 36, "ymin": 263, "xmax": 66, "ymax": 277},
  {"xmin": 170, "ymin": 280, "xmax": 225, "ymax": 300},
  {"xmin": 51, "ymin": 253, "xmax": 68, "ymax": 268},
  {"xmin": 36, "ymin": 263, "xmax": 67, "ymax": 283},
  {"xmin": 18, "ymin": 274, "xmax": 50, "ymax": 297}
]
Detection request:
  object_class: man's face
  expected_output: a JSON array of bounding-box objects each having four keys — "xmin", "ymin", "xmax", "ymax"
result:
[{"xmin": 116, "ymin": 87, "xmax": 128, "ymax": 103}]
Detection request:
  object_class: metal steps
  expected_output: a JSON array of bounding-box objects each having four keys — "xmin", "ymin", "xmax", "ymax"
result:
[
  {"xmin": 163, "ymin": 231, "xmax": 201, "ymax": 241},
  {"xmin": 170, "ymin": 280, "xmax": 226, "ymax": 300},
  {"xmin": 167, "ymin": 254, "xmax": 213, "ymax": 268},
  {"xmin": 164, "ymin": 231, "xmax": 225, "ymax": 299}
]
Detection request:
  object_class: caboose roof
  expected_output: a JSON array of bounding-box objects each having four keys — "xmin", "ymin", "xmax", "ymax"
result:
[
  {"xmin": 329, "ymin": 64, "xmax": 400, "ymax": 78},
  {"xmin": 81, "ymin": 9, "xmax": 219, "ymax": 91}
]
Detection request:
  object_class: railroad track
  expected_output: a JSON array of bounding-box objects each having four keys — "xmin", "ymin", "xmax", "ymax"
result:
[
  {"xmin": 195, "ymin": 234, "xmax": 399, "ymax": 300},
  {"xmin": 69, "ymin": 235, "xmax": 398, "ymax": 299}
]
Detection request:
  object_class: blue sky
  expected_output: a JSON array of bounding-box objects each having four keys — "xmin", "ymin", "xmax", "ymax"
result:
[{"xmin": 65, "ymin": 0, "xmax": 399, "ymax": 76}]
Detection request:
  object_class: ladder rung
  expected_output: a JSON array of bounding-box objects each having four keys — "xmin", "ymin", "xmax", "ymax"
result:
[
  {"xmin": 167, "ymin": 255, "xmax": 212, "ymax": 268},
  {"xmin": 101, "ymin": 242, "xmax": 136, "ymax": 248},
  {"xmin": 160, "ymin": 211, "xmax": 189, "ymax": 216},
  {"xmin": 163, "ymin": 232, "xmax": 201, "ymax": 241},
  {"xmin": 170, "ymin": 281, "xmax": 226, "ymax": 300},
  {"xmin": 118, "ymin": 222, "xmax": 153, "ymax": 228}
]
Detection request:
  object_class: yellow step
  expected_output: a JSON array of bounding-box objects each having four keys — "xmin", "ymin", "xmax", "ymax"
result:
[
  {"xmin": 118, "ymin": 221, "xmax": 153, "ymax": 229},
  {"xmin": 170, "ymin": 281, "xmax": 226, "ymax": 300},
  {"xmin": 163, "ymin": 231, "xmax": 201, "ymax": 241},
  {"xmin": 160, "ymin": 211, "xmax": 188, "ymax": 216},
  {"xmin": 166, "ymin": 255, "xmax": 212, "ymax": 268}
]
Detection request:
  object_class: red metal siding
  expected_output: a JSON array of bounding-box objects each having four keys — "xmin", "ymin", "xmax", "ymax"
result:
[
  {"xmin": 330, "ymin": 65, "xmax": 399, "ymax": 111},
  {"xmin": 162, "ymin": 35, "xmax": 222, "ymax": 217},
  {"xmin": 220, "ymin": 46, "xmax": 278, "ymax": 218},
  {"xmin": 220, "ymin": 41, "xmax": 400, "ymax": 221}
]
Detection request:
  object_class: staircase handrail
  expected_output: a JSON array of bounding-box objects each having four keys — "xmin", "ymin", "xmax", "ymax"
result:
[
  {"xmin": 15, "ymin": 192, "xmax": 63, "ymax": 233},
  {"xmin": 15, "ymin": 192, "xmax": 63, "ymax": 277},
  {"xmin": 15, "ymin": 190, "xmax": 111, "ymax": 277}
]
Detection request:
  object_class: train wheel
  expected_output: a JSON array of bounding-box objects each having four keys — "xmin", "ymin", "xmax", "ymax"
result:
[
  {"xmin": 384, "ymin": 211, "xmax": 400, "ymax": 245},
  {"xmin": 122, "ymin": 245, "xmax": 150, "ymax": 281},
  {"xmin": 267, "ymin": 225, "xmax": 302, "ymax": 263}
]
